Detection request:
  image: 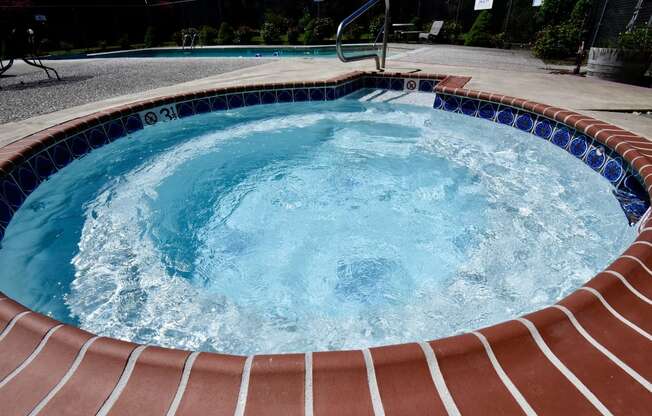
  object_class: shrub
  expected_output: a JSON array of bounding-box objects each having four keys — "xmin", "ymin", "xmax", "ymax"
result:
[
  {"xmin": 144, "ymin": 26, "xmax": 158, "ymax": 48},
  {"xmin": 199, "ymin": 25, "xmax": 218, "ymax": 45},
  {"xmin": 287, "ymin": 27, "xmax": 300, "ymax": 44},
  {"xmin": 98, "ymin": 40, "xmax": 108, "ymax": 51},
  {"xmin": 58, "ymin": 40, "xmax": 74, "ymax": 51},
  {"xmin": 171, "ymin": 30, "xmax": 183, "ymax": 46},
  {"xmin": 618, "ymin": 27, "xmax": 652, "ymax": 53},
  {"xmin": 218, "ymin": 22, "xmax": 235, "ymax": 45},
  {"xmin": 369, "ymin": 15, "xmax": 385, "ymax": 38},
  {"xmin": 261, "ymin": 22, "xmax": 282, "ymax": 44},
  {"xmin": 532, "ymin": 22, "xmax": 580, "ymax": 59},
  {"xmin": 118, "ymin": 34, "xmax": 131, "ymax": 50},
  {"xmin": 441, "ymin": 22, "xmax": 463, "ymax": 44},
  {"xmin": 464, "ymin": 11, "xmax": 493, "ymax": 47},
  {"xmin": 304, "ymin": 18, "xmax": 334, "ymax": 44},
  {"xmin": 347, "ymin": 23, "xmax": 365, "ymax": 41},
  {"xmin": 235, "ymin": 26, "xmax": 255, "ymax": 45}
]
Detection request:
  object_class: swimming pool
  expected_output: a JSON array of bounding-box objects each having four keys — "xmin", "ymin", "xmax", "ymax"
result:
[
  {"xmin": 84, "ymin": 45, "xmax": 374, "ymax": 59},
  {"xmin": 0, "ymin": 91, "xmax": 637, "ymax": 355}
]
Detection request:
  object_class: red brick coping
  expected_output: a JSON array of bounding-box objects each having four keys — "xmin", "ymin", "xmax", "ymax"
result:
[{"xmin": 0, "ymin": 71, "xmax": 650, "ymax": 415}]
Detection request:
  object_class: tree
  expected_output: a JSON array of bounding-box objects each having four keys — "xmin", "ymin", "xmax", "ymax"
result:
[
  {"xmin": 217, "ymin": 22, "xmax": 234, "ymax": 45},
  {"xmin": 144, "ymin": 26, "xmax": 158, "ymax": 48},
  {"xmin": 464, "ymin": 11, "xmax": 493, "ymax": 47}
]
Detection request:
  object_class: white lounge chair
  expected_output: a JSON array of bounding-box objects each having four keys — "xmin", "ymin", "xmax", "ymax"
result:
[{"xmin": 418, "ymin": 21, "xmax": 444, "ymax": 43}]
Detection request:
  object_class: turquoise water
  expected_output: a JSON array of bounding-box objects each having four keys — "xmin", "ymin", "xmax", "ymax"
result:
[
  {"xmin": 0, "ymin": 97, "xmax": 635, "ymax": 354},
  {"xmin": 87, "ymin": 46, "xmax": 370, "ymax": 59}
]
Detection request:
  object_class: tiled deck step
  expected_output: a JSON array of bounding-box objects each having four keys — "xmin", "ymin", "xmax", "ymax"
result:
[{"xmin": 0, "ymin": 72, "xmax": 650, "ymax": 415}]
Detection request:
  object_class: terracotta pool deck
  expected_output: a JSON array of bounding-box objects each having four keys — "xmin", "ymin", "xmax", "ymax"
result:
[{"xmin": 0, "ymin": 49, "xmax": 651, "ymax": 415}]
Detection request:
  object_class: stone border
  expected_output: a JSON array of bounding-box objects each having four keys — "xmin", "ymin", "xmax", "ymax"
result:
[{"xmin": 0, "ymin": 72, "xmax": 650, "ymax": 415}]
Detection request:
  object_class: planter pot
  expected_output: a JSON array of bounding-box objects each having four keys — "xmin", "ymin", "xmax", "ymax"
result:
[{"xmin": 587, "ymin": 47, "xmax": 651, "ymax": 85}]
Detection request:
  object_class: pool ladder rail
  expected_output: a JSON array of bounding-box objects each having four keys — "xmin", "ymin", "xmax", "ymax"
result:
[{"xmin": 336, "ymin": 0, "xmax": 390, "ymax": 71}]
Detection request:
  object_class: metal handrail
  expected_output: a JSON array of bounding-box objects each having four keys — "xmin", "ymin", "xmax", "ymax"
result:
[{"xmin": 336, "ymin": 0, "xmax": 390, "ymax": 71}]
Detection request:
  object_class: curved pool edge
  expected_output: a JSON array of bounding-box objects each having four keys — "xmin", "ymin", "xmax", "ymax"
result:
[{"xmin": 0, "ymin": 71, "xmax": 650, "ymax": 414}]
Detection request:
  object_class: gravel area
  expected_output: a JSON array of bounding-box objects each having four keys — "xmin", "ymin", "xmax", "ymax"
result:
[{"xmin": 0, "ymin": 58, "xmax": 270, "ymax": 123}]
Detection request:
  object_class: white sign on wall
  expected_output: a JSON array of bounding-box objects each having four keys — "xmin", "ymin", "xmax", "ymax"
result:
[
  {"xmin": 532, "ymin": 0, "xmax": 543, "ymax": 7},
  {"xmin": 474, "ymin": 0, "xmax": 493, "ymax": 10}
]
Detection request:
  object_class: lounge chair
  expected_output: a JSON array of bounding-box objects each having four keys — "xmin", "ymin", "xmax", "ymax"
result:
[{"xmin": 418, "ymin": 21, "xmax": 444, "ymax": 43}]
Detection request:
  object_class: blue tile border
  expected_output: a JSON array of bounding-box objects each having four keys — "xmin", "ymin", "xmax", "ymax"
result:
[{"xmin": 433, "ymin": 91, "xmax": 650, "ymax": 222}]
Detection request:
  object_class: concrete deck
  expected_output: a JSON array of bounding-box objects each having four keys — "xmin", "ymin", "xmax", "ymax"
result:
[{"xmin": 1, "ymin": 44, "xmax": 650, "ymax": 147}]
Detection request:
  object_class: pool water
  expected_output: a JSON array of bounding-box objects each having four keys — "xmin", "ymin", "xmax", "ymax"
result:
[
  {"xmin": 86, "ymin": 46, "xmax": 372, "ymax": 59},
  {"xmin": 0, "ymin": 96, "xmax": 635, "ymax": 354}
]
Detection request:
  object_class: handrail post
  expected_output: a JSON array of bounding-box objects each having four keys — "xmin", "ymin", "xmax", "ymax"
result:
[
  {"xmin": 336, "ymin": 0, "xmax": 389, "ymax": 72},
  {"xmin": 381, "ymin": 0, "xmax": 390, "ymax": 69}
]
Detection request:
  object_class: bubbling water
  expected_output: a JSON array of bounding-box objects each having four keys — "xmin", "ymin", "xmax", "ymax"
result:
[{"xmin": 0, "ymin": 98, "xmax": 635, "ymax": 354}]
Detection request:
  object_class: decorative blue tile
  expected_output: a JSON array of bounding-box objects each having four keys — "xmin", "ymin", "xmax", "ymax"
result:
[
  {"xmin": 551, "ymin": 127, "xmax": 572, "ymax": 149},
  {"xmin": 244, "ymin": 92, "xmax": 261, "ymax": 107},
  {"xmin": 293, "ymin": 89, "xmax": 309, "ymax": 102},
  {"xmin": 586, "ymin": 146, "xmax": 607, "ymax": 171},
  {"xmin": 211, "ymin": 96, "xmax": 228, "ymax": 111},
  {"xmin": 419, "ymin": 80, "xmax": 435, "ymax": 92},
  {"xmin": 534, "ymin": 119, "xmax": 554, "ymax": 139},
  {"xmin": 390, "ymin": 78, "xmax": 405, "ymax": 91},
  {"xmin": 122, "ymin": 115, "xmax": 143, "ymax": 134},
  {"xmin": 325, "ymin": 88, "xmax": 336, "ymax": 101},
  {"xmin": 376, "ymin": 77, "xmax": 390, "ymax": 90},
  {"xmin": 68, "ymin": 134, "xmax": 91, "ymax": 158},
  {"xmin": 194, "ymin": 99, "xmax": 211, "ymax": 114},
  {"xmin": 363, "ymin": 77, "xmax": 376, "ymax": 88},
  {"xmin": 460, "ymin": 99, "xmax": 478, "ymax": 116},
  {"xmin": 622, "ymin": 175, "xmax": 647, "ymax": 199},
  {"xmin": 86, "ymin": 127, "xmax": 109, "ymax": 149},
  {"xmin": 515, "ymin": 113, "xmax": 535, "ymax": 132},
  {"xmin": 261, "ymin": 91, "xmax": 277, "ymax": 104},
  {"xmin": 352, "ymin": 79, "xmax": 364, "ymax": 92},
  {"xmin": 48, "ymin": 142, "xmax": 73, "ymax": 168},
  {"xmin": 345, "ymin": 82, "xmax": 354, "ymax": 94},
  {"xmin": 309, "ymin": 88, "xmax": 325, "ymax": 101},
  {"xmin": 613, "ymin": 189, "xmax": 650, "ymax": 225},
  {"xmin": 335, "ymin": 85, "xmax": 347, "ymax": 99},
  {"xmin": 105, "ymin": 120, "xmax": 126, "ymax": 141},
  {"xmin": 29, "ymin": 152, "xmax": 57, "ymax": 181},
  {"xmin": 569, "ymin": 135, "xmax": 589, "ymax": 159},
  {"xmin": 433, "ymin": 94, "xmax": 444, "ymax": 110},
  {"xmin": 227, "ymin": 94, "xmax": 244, "ymax": 109},
  {"xmin": 176, "ymin": 101, "xmax": 195, "ymax": 118},
  {"xmin": 478, "ymin": 102, "xmax": 497, "ymax": 120},
  {"xmin": 603, "ymin": 158, "xmax": 624, "ymax": 184},
  {"xmin": 443, "ymin": 95, "xmax": 460, "ymax": 112},
  {"xmin": 496, "ymin": 108, "xmax": 515, "ymax": 125},
  {"xmin": 276, "ymin": 90, "xmax": 293, "ymax": 103},
  {"xmin": 0, "ymin": 224, "xmax": 4, "ymax": 241},
  {"xmin": 0, "ymin": 177, "xmax": 25, "ymax": 210},
  {"xmin": 12, "ymin": 165, "xmax": 39, "ymax": 194}
]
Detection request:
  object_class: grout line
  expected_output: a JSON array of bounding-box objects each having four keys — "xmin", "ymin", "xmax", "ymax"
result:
[
  {"xmin": 0, "ymin": 324, "xmax": 63, "ymax": 390},
  {"xmin": 418, "ymin": 342, "xmax": 460, "ymax": 416},
  {"xmin": 305, "ymin": 352, "xmax": 313, "ymax": 416},
  {"xmin": 96, "ymin": 345, "xmax": 148, "ymax": 416},
  {"xmin": 233, "ymin": 356, "xmax": 254, "ymax": 416},
  {"xmin": 362, "ymin": 349, "xmax": 386, "ymax": 416},
  {"xmin": 472, "ymin": 332, "xmax": 536, "ymax": 415},
  {"xmin": 28, "ymin": 336, "xmax": 100, "ymax": 416},
  {"xmin": 166, "ymin": 351, "xmax": 201, "ymax": 416},
  {"xmin": 0, "ymin": 311, "xmax": 31, "ymax": 343},
  {"xmin": 579, "ymin": 287, "xmax": 652, "ymax": 341},
  {"xmin": 517, "ymin": 318, "xmax": 613, "ymax": 416},
  {"xmin": 552, "ymin": 305, "xmax": 651, "ymax": 392}
]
